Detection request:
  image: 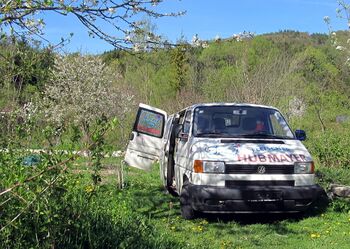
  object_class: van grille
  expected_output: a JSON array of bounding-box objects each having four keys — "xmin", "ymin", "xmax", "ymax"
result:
[
  {"xmin": 226, "ymin": 180, "xmax": 295, "ymax": 187},
  {"xmin": 225, "ymin": 164, "xmax": 294, "ymax": 174}
]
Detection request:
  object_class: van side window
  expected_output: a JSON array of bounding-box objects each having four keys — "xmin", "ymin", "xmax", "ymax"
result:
[
  {"xmin": 183, "ymin": 111, "xmax": 192, "ymax": 134},
  {"xmin": 134, "ymin": 108, "xmax": 165, "ymax": 138}
]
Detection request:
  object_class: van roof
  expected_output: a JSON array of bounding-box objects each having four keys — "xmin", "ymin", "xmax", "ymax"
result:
[{"xmin": 186, "ymin": 103, "xmax": 279, "ymax": 111}]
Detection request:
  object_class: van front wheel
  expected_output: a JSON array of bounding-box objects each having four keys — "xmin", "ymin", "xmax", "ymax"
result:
[{"xmin": 180, "ymin": 183, "xmax": 196, "ymax": 219}]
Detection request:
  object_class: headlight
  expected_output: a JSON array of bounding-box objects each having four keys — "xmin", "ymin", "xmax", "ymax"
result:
[
  {"xmin": 193, "ymin": 160, "xmax": 225, "ymax": 173},
  {"xmin": 294, "ymin": 162, "xmax": 314, "ymax": 174}
]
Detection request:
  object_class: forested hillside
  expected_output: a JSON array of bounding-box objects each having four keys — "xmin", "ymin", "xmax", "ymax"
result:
[
  {"xmin": 2, "ymin": 30, "xmax": 350, "ymax": 179},
  {"xmin": 104, "ymin": 31, "xmax": 350, "ymax": 168},
  {"xmin": 102, "ymin": 31, "xmax": 350, "ymax": 169},
  {"xmin": 1, "ymin": 30, "xmax": 350, "ymax": 248}
]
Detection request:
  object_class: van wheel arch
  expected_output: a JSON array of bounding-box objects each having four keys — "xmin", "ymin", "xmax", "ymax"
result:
[{"xmin": 183, "ymin": 175, "xmax": 189, "ymax": 185}]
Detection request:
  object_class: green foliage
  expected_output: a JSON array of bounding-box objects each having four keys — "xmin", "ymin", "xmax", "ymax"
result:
[
  {"xmin": 199, "ymin": 40, "xmax": 246, "ymax": 68},
  {"xmin": 0, "ymin": 149, "xmax": 73, "ymax": 247},
  {"xmin": 296, "ymin": 47, "xmax": 339, "ymax": 84},
  {"xmin": 171, "ymin": 44, "xmax": 190, "ymax": 92},
  {"xmin": 3, "ymin": 30, "xmax": 350, "ymax": 248},
  {"xmin": 201, "ymin": 65, "xmax": 243, "ymax": 102},
  {"xmin": 0, "ymin": 162, "xmax": 183, "ymax": 248},
  {"xmin": 307, "ymin": 131, "xmax": 350, "ymax": 168},
  {"xmin": 246, "ymin": 36, "xmax": 279, "ymax": 71},
  {"xmin": 1, "ymin": 113, "xmax": 132, "ymax": 248},
  {"xmin": 90, "ymin": 117, "xmax": 109, "ymax": 185},
  {"xmin": 0, "ymin": 37, "xmax": 53, "ymax": 106},
  {"xmin": 152, "ymin": 63, "xmax": 178, "ymax": 105},
  {"xmin": 330, "ymin": 198, "xmax": 350, "ymax": 213}
]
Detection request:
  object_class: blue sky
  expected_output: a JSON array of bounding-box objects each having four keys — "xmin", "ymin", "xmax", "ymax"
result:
[{"xmin": 42, "ymin": 0, "xmax": 346, "ymax": 53}]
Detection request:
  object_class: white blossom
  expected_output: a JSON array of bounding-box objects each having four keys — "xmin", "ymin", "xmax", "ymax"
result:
[
  {"xmin": 42, "ymin": 55, "xmax": 134, "ymax": 129},
  {"xmin": 191, "ymin": 34, "xmax": 201, "ymax": 47},
  {"xmin": 289, "ymin": 97, "xmax": 306, "ymax": 118},
  {"xmin": 323, "ymin": 16, "xmax": 331, "ymax": 23},
  {"xmin": 108, "ymin": 8, "xmax": 116, "ymax": 14},
  {"xmin": 336, "ymin": 45, "xmax": 346, "ymax": 51},
  {"xmin": 133, "ymin": 43, "xmax": 141, "ymax": 52},
  {"xmin": 152, "ymin": 0, "xmax": 159, "ymax": 6}
]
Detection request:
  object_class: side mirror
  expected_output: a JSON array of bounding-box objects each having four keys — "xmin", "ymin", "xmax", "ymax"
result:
[
  {"xmin": 173, "ymin": 123, "xmax": 188, "ymax": 142},
  {"xmin": 295, "ymin": 129, "xmax": 306, "ymax": 141},
  {"xmin": 178, "ymin": 132, "xmax": 189, "ymax": 142}
]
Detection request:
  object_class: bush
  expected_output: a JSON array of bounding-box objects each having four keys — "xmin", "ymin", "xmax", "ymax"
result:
[
  {"xmin": 0, "ymin": 158, "xmax": 182, "ymax": 248},
  {"xmin": 306, "ymin": 130, "xmax": 350, "ymax": 168}
]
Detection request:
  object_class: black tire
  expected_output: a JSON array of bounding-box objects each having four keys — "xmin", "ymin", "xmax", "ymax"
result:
[{"xmin": 180, "ymin": 183, "xmax": 196, "ymax": 219}]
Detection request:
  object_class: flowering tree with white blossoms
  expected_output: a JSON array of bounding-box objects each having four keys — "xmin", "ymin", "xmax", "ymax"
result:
[
  {"xmin": 324, "ymin": 0, "xmax": 350, "ymax": 64},
  {"xmin": 0, "ymin": 0, "xmax": 184, "ymax": 49},
  {"xmin": 43, "ymin": 55, "xmax": 134, "ymax": 144}
]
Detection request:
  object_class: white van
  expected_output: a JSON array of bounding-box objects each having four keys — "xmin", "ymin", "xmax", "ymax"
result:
[{"xmin": 125, "ymin": 103, "xmax": 324, "ymax": 219}]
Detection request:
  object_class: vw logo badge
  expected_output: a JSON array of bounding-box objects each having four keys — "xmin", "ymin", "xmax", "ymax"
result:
[{"xmin": 257, "ymin": 166, "xmax": 266, "ymax": 174}]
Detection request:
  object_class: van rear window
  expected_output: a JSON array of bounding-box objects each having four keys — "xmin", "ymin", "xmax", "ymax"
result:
[{"xmin": 135, "ymin": 109, "xmax": 164, "ymax": 137}]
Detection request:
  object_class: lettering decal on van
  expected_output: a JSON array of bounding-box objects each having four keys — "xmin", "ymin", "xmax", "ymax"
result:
[
  {"xmin": 251, "ymin": 145, "xmax": 292, "ymax": 154},
  {"xmin": 237, "ymin": 154, "xmax": 307, "ymax": 163},
  {"xmin": 205, "ymin": 144, "xmax": 240, "ymax": 156},
  {"xmin": 230, "ymin": 144, "xmax": 240, "ymax": 154},
  {"xmin": 205, "ymin": 145, "xmax": 222, "ymax": 155}
]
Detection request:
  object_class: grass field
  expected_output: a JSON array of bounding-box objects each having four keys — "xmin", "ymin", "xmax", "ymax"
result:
[
  {"xmin": 2, "ymin": 155, "xmax": 350, "ymax": 248},
  {"xmin": 96, "ymin": 161, "xmax": 350, "ymax": 249}
]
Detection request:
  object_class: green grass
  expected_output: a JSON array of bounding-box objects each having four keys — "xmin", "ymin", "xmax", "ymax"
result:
[{"xmin": 118, "ymin": 163, "xmax": 350, "ymax": 249}]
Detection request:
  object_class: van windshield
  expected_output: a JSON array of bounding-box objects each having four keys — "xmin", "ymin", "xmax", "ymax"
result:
[{"xmin": 193, "ymin": 106, "xmax": 294, "ymax": 139}]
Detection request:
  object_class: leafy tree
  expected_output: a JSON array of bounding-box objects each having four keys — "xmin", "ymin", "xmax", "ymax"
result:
[
  {"xmin": 171, "ymin": 44, "xmax": 189, "ymax": 93},
  {"xmin": 296, "ymin": 47, "xmax": 339, "ymax": 85},
  {"xmin": 324, "ymin": 1, "xmax": 350, "ymax": 64},
  {"xmin": 0, "ymin": 37, "xmax": 54, "ymax": 108}
]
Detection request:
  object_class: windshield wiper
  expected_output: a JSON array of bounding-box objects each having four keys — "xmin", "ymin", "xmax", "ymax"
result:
[
  {"xmin": 196, "ymin": 131, "xmax": 292, "ymax": 139},
  {"xmin": 240, "ymin": 132, "xmax": 289, "ymax": 139},
  {"xmin": 195, "ymin": 132, "xmax": 231, "ymax": 137}
]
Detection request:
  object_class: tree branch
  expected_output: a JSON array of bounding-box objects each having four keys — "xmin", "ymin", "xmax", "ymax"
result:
[{"xmin": 0, "ymin": 0, "xmax": 184, "ymax": 50}]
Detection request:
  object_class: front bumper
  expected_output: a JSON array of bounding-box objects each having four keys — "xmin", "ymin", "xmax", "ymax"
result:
[{"xmin": 187, "ymin": 184, "xmax": 325, "ymax": 213}]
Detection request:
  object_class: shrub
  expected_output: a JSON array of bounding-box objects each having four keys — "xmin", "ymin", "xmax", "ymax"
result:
[{"xmin": 306, "ymin": 131, "xmax": 350, "ymax": 168}]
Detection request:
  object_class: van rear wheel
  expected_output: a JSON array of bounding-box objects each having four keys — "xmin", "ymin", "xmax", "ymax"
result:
[{"xmin": 180, "ymin": 183, "xmax": 196, "ymax": 219}]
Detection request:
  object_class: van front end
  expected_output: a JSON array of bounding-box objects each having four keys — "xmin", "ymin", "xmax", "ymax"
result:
[{"xmin": 187, "ymin": 162, "xmax": 324, "ymax": 213}]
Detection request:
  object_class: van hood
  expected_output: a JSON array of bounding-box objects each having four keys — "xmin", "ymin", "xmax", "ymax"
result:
[{"xmin": 191, "ymin": 138, "xmax": 312, "ymax": 164}]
